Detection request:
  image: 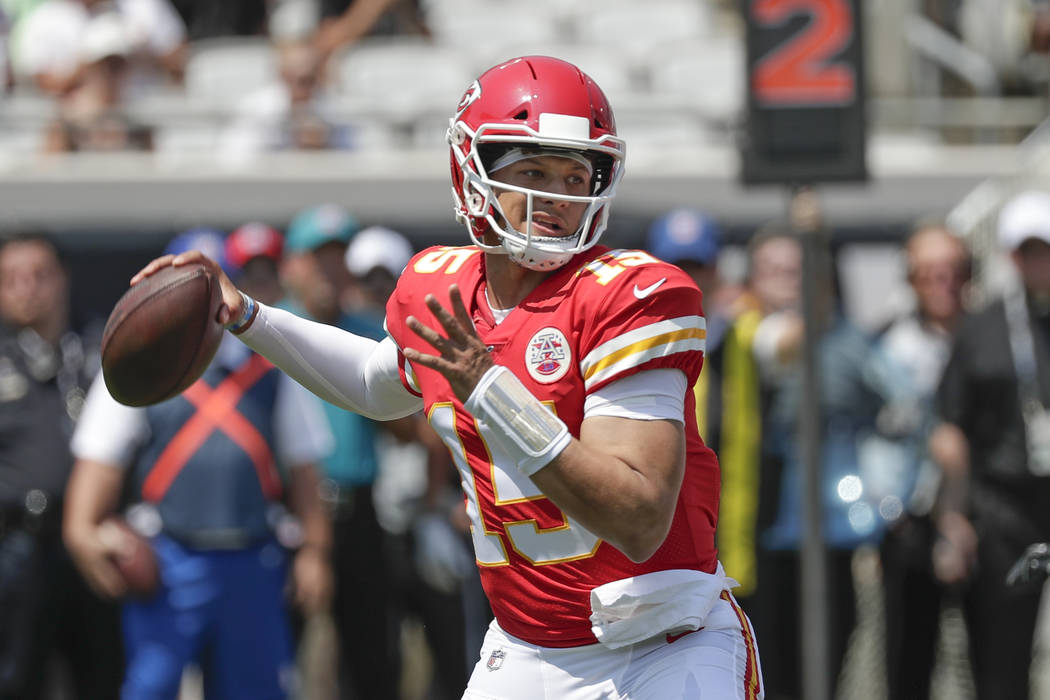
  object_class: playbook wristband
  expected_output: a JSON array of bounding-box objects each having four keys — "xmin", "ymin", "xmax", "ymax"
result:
[
  {"xmin": 464, "ymin": 365, "xmax": 571, "ymax": 476},
  {"xmin": 225, "ymin": 291, "xmax": 258, "ymax": 335}
]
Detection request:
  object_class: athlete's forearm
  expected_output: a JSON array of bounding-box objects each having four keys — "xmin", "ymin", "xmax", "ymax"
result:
[
  {"xmin": 531, "ymin": 417, "xmax": 685, "ymax": 563},
  {"xmin": 929, "ymin": 421, "xmax": 970, "ymax": 517},
  {"xmin": 237, "ymin": 303, "xmax": 422, "ymax": 420},
  {"xmin": 287, "ymin": 463, "xmax": 332, "ymax": 555}
]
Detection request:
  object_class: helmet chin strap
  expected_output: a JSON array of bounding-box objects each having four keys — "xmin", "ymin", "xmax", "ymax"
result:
[{"xmin": 491, "ymin": 205, "xmax": 580, "ymax": 272}]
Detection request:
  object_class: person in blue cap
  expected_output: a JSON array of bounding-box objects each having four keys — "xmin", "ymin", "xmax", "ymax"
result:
[
  {"xmin": 646, "ymin": 209, "xmax": 722, "ymax": 304},
  {"xmin": 64, "ymin": 229, "xmax": 335, "ymax": 700},
  {"xmin": 646, "ymin": 208, "xmax": 733, "ymax": 436}
]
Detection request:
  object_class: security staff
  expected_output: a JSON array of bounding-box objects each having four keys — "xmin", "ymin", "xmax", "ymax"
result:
[
  {"xmin": 64, "ymin": 230, "xmax": 335, "ymax": 700},
  {"xmin": 0, "ymin": 233, "xmax": 122, "ymax": 699}
]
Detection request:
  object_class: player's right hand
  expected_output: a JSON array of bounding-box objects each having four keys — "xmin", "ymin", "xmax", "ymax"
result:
[
  {"xmin": 66, "ymin": 520, "xmax": 130, "ymax": 599},
  {"xmin": 131, "ymin": 252, "xmax": 245, "ymax": 326}
]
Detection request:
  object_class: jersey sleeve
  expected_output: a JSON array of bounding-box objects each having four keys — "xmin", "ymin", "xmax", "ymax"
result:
[
  {"xmin": 576, "ymin": 255, "xmax": 706, "ymax": 395},
  {"xmin": 385, "ymin": 245, "xmax": 478, "ymax": 397}
]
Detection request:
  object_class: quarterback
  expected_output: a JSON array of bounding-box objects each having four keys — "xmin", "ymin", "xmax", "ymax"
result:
[{"xmin": 134, "ymin": 56, "xmax": 763, "ymax": 699}]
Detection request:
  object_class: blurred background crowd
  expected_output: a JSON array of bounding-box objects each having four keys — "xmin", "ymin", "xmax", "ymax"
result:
[
  {"xmin": 5, "ymin": 0, "xmax": 1050, "ymax": 699},
  {"xmin": 0, "ymin": 0, "xmax": 1049, "ymax": 157}
]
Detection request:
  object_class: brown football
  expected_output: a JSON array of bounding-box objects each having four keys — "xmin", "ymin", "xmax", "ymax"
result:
[
  {"xmin": 101, "ymin": 263, "xmax": 223, "ymax": 406},
  {"xmin": 102, "ymin": 516, "xmax": 160, "ymax": 597}
]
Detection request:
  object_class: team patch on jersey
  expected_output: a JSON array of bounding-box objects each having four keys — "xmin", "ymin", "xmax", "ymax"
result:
[{"xmin": 525, "ymin": 327, "xmax": 571, "ymax": 383}]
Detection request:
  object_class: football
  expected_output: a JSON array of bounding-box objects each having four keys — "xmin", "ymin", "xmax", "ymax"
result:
[
  {"xmin": 101, "ymin": 516, "xmax": 159, "ymax": 597},
  {"xmin": 101, "ymin": 262, "xmax": 224, "ymax": 406}
]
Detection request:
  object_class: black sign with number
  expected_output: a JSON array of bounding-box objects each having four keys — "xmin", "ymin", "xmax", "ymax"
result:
[{"xmin": 741, "ymin": 0, "xmax": 867, "ymax": 185}]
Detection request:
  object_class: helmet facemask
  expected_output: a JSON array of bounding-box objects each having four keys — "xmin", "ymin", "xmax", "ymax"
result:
[{"xmin": 449, "ymin": 117, "xmax": 625, "ymax": 272}]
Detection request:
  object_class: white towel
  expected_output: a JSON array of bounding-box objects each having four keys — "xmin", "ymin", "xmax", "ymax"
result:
[{"xmin": 589, "ymin": 564, "xmax": 739, "ymax": 650}]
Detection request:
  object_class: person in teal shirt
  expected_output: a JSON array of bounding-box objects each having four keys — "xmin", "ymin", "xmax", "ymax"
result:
[{"xmin": 279, "ymin": 203, "xmax": 398, "ymax": 700}]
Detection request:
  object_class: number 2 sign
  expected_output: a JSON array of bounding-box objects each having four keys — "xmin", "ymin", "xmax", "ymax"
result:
[
  {"xmin": 752, "ymin": 0, "xmax": 857, "ymax": 106},
  {"xmin": 741, "ymin": 0, "xmax": 867, "ymax": 184}
]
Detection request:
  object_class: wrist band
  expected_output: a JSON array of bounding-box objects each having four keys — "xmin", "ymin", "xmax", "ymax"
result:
[
  {"xmin": 464, "ymin": 365, "xmax": 571, "ymax": 476},
  {"xmin": 226, "ymin": 292, "xmax": 258, "ymax": 335}
]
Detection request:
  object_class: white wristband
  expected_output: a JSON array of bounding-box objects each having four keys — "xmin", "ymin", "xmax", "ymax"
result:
[{"xmin": 464, "ymin": 365, "xmax": 571, "ymax": 476}]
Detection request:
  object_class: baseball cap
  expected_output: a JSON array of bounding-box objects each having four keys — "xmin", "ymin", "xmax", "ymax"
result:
[
  {"xmin": 164, "ymin": 227, "xmax": 231, "ymax": 275},
  {"xmin": 285, "ymin": 204, "xmax": 358, "ymax": 253},
  {"xmin": 998, "ymin": 190, "xmax": 1050, "ymax": 251},
  {"xmin": 225, "ymin": 222, "xmax": 284, "ymax": 271},
  {"xmin": 345, "ymin": 226, "xmax": 414, "ymax": 278},
  {"xmin": 646, "ymin": 209, "xmax": 721, "ymax": 266}
]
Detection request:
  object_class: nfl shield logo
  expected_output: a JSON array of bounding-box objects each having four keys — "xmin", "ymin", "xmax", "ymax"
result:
[
  {"xmin": 486, "ymin": 648, "xmax": 505, "ymax": 671},
  {"xmin": 525, "ymin": 327, "xmax": 571, "ymax": 383}
]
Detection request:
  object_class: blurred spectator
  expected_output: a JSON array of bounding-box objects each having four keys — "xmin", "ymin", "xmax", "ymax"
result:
[
  {"xmin": 861, "ymin": 223, "xmax": 972, "ymax": 700},
  {"xmin": 956, "ymin": 0, "xmax": 1050, "ymax": 93},
  {"xmin": 39, "ymin": 12, "xmax": 153, "ymax": 153},
  {"xmin": 345, "ymin": 224, "xmax": 476, "ymax": 699},
  {"xmin": 0, "ymin": 233, "xmax": 122, "ymax": 700},
  {"xmin": 10, "ymin": 0, "xmax": 187, "ymax": 95},
  {"xmin": 225, "ymin": 221, "xmax": 287, "ymax": 305},
  {"xmin": 928, "ymin": 190, "xmax": 1050, "ymax": 699},
  {"xmin": 63, "ymin": 229, "xmax": 334, "ymax": 700},
  {"xmin": 220, "ymin": 38, "xmax": 351, "ymax": 163},
  {"xmin": 314, "ymin": 0, "xmax": 428, "ymax": 59},
  {"xmin": 279, "ymin": 204, "xmax": 400, "ymax": 700},
  {"xmin": 645, "ymin": 208, "xmax": 732, "ymax": 442},
  {"xmin": 169, "ymin": 0, "xmax": 267, "ymax": 40},
  {"xmin": 342, "ymin": 224, "xmax": 413, "ymax": 316},
  {"xmin": 0, "ymin": 6, "xmax": 12, "ymax": 95},
  {"xmin": 721, "ymin": 224, "xmax": 886, "ymax": 700}
]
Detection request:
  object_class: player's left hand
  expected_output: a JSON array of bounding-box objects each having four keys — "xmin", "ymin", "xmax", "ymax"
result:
[{"xmin": 404, "ymin": 284, "xmax": 493, "ymax": 403}]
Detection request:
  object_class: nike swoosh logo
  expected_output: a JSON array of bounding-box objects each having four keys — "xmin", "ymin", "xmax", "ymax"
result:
[{"xmin": 633, "ymin": 278, "xmax": 667, "ymax": 299}]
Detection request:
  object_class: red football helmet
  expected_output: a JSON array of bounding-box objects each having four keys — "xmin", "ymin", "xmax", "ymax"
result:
[{"xmin": 447, "ymin": 56, "xmax": 626, "ymax": 271}]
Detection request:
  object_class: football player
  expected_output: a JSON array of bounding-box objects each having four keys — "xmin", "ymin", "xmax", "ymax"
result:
[{"xmin": 133, "ymin": 56, "xmax": 764, "ymax": 699}]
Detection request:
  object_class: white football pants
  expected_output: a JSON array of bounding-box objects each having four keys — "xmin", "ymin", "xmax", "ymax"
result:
[{"xmin": 462, "ymin": 592, "xmax": 763, "ymax": 700}]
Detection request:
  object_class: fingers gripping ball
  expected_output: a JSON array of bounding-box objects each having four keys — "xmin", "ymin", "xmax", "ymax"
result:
[{"xmin": 101, "ymin": 263, "xmax": 224, "ymax": 406}]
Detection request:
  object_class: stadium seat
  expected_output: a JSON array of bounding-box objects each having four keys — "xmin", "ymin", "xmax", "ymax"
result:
[
  {"xmin": 344, "ymin": 117, "xmax": 402, "ymax": 152},
  {"xmin": 333, "ymin": 38, "xmax": 475, "ymax": 123},
  {"xmin": 152, "ymin": 123, "xmax": 221, "ymax": 155},
  {"xmin": 613, "ymin": 110, "xmax": 718, "ymax": 151},
  {"xmin": 486, "ymin": 43, "xmax": 638, "ymax": 103},
  {"xmin": 646, "ymin": 38, "xmax": 745, "ymax": 124},
  {"xmin": 184, "ymin": 38, "xmax": 278, "ymax": 105},
  {"xmin": 569, "ymin": 1, "xmax": 714, "ymax": 61},
  {"xmin": 0, "ymin": 124, "xmax": 45, "ymax": 156},
  {"xmin": 410, "ymin": 112, "xmax": 452, "ymax": 150},
  {"xmin": 427, "ymin": 3, "xmax": 566, "ymax": 61}
]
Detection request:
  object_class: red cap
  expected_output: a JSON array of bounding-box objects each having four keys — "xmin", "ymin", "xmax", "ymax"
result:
[{"xmin": 225, "ymin": 222, "xmax": 284, "ymax": 270}]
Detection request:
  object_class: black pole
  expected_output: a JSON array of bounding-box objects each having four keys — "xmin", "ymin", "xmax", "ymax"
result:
[{"xmin": 791, "ymin": 184, "xmax": 830, "ymax": 700}]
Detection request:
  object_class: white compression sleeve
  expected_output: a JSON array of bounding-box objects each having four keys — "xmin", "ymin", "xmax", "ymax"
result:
[{"xmin": 236, "ymin": 302, "xmax": 423, "ymax": 420}]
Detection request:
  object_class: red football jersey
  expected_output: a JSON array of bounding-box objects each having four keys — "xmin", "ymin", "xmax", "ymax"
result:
[{"xmin": 385, "ymin": 244, "xmax": 720, "ymax": 647}]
